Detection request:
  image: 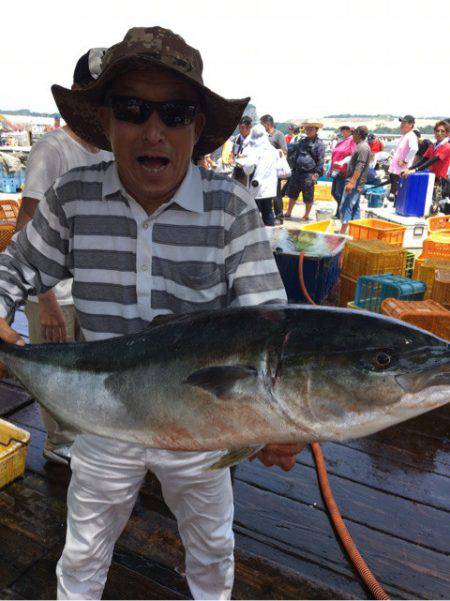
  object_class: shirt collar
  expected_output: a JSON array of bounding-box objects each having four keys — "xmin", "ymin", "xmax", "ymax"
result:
[{"xmin": 102, "ymin": 161, "xmax": 204, "ymax": 213}]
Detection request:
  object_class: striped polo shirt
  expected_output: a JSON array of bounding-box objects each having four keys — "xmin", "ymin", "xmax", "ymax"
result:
[{"xmin": 0, "ymin": 161, "xmax": 286, "ymax": 341}]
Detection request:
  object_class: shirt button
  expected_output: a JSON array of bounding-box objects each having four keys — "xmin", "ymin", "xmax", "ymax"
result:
[
  {"xmin": 141, "ymin": 265, "xmax": 148, "ymax": 272},
  {"xmin": 143, "ymin": 221, "xmax": 149, "ymax": 229}
]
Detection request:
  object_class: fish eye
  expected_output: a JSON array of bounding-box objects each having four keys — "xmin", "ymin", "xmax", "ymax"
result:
[{"xmin": 372, "ymin": 351, "xmax": 392, "ymax": 369}]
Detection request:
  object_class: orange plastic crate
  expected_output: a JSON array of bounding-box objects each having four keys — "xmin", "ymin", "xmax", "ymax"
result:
[
  {"xmin": 0, "ymin": 224, "xmax": 15, "ymax": 252},
  {"xmin": 381, "ymin": 298, "xmax": 450, "ymax": 340},
  {"xmin": 339, "ymin": 274, "xmax": 357, "ymax": 307},
  {"xmin": 413, "ymin": 258, "xmax": 450, "ymax": 298},
  {"xmin": 0, "ymin": 199, "xmax": 19, "ymax": 222},
  {"xmin": 431, "ymin": 269, "xmax": 450, "ymax": 310},
  {"xmin": 341, "ymin": 239, "xmax": 407, "ymax": 280},
  {"xmin": 428, "ymin": 215, "xmax": 450, "ymax": 232},
  {"xmin": 422, "ymin": 236, "xmax": 450, "ymax": 260},
  {"xmin": 348, "ymin": 219, "xmax": 406, "ymax": 247}
]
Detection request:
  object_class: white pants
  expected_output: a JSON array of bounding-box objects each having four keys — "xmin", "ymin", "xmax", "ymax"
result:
[{"xmin": 56, "ymin": 434, "xmax": 235, "ymax": 600}]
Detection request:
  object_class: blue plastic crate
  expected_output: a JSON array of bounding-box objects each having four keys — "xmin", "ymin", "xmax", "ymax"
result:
[{"xmin": 355, "ymin": 274, "xmax": 426, "ymax": 312}]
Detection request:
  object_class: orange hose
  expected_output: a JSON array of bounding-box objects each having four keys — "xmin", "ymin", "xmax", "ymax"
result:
[{"xmin": 298, "ymin": 252, "xmax": 390, "ymax": 600}]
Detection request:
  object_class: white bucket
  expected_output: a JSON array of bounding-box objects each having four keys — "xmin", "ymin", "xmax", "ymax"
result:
[{"xmin": 315, "ymin": 208, "xmax": 334, "ymax": 222}]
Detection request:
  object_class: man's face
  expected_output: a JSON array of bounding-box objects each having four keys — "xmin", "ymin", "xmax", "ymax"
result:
[
  {"xmin": 340, "ymin": 128, "xmax": 351, "ymax": 139},
  {"xmin": 434, "ymin": 125, "xmax": 448, "ymax": 143},
  {"xmin": 261, "ymin": 120, "xmax": 271, "ymax": 133},
  {"xmin": 400, "ymin": 121, "xmax": 413, "ymax": 135},
  {"xmin": 305, "ymin": 126, "xmax": 318, "ymax": 138},
  {"xmin": 98, "ymin": 68, "xmax": 205, "ymax": 211},
  {"xmin": 239, "ymin": 123, "xmax": 251, "ymax": 137}
]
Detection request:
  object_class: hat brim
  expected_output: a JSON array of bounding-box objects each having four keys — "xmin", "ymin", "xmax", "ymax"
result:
[
  {"xmin": 301, "ymin": 122, "xmax": 323, "ymax": 129},
  {"xmin": 51, "ymin": 55, "xmax": 250, "ymax": 157}
]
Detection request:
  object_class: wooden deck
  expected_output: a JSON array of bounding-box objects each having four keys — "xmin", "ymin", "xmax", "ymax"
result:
[{"xmin": 0, "ymin": 310, "xmax": 449, "ymax": 599}]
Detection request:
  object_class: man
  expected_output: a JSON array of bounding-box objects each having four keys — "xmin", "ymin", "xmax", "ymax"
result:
[
  {"xmin": 284, "ymin": 119, "xmax": 325, "ymax": 221},
  {"xmin": 339, "ymin": 125, "xmax": 372, "ymax": 234},
  {"xmin": 329, "ymin": 125, "xmax": 355, "ymax": 217},
  {"xmin": 16, "ymin": 47, "xmax": 113, "ymax": 466},
  {"xmin": 260, "ymin": 114, "xmax": 287, "ymax": 223},
  {"xmin": 231, "ymin": 115, "xmax": 252, "ymax": 185},
  {"xmin": 388, "ymin": 115, "xmax": 418, "ymax": 201},
  {"xmin": 0, "ymin": 27, "xmax": 302, "ymax": 600}
]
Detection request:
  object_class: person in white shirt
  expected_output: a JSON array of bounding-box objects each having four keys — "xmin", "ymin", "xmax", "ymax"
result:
[
  {"xmin": 16, "ymin": 48, "xmax": 114, "ymax": 465},
  {"xmin": 388, "ymin": 114, "xmax": 418, "ymax": 201},
  {"xmin": 235, "ymin": 124, "xmax": 278, "ymax": 225}
]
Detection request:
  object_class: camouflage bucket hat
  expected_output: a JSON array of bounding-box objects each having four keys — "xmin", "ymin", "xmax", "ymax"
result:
[{"xmin": 51, "ymin": 26, "xmax": 250, "ymax": 156}]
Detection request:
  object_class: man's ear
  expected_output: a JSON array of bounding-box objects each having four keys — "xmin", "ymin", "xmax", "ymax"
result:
[
  {"xmin": 194, "ymin": 112, "xmax": 206, "ymax": 144},
  {"xmin": 97, "ymin": 106, "xmax": 112, "ymax": 143}
]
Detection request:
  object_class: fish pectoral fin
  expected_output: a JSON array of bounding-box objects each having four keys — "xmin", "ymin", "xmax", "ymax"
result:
[
  {"xmin": 183, "ymin": 365, "xmax": 258, "ymax": 399},
  {"xmin": 207, "ymin": 446, "xmax": 263, "ymax": 470}
]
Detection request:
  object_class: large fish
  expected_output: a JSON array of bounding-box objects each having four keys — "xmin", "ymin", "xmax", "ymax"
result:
[{"xmin": 0, "ymin": 305, "xmax": 448, "ymax": 466}]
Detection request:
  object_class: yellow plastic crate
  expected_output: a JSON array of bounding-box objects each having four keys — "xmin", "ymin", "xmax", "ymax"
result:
[
  {"xmin": 341, "ymin": 239, "xmax": 407, "ymax": 280},
  {"xmin": 300, "ymin": 219, "xmax": 334, "ymax": 233},
  {"xmin": 414, "ymin": 258, "xmax": 450, "ymax": 298},
  {"xmin": 0, "ymin": 418, "xmax": 30, "ymax": 489},
  {"xmin": 432, "ymin": 269, "xmax": 450, "ymax": 310},
  {"xmin": 422, "ymin": 236, "xmax": 450, "ymax": 260},
  {"xmin": 348, "ymin": 218, "xmax": 406, "ymax": 247},
  {"xmin": 0, "ymin": 224, "xmax": 15, "ymax": 252},
  {"xmin": 314, "ymin": 182, "xmax": 333, "ymax": 201}
]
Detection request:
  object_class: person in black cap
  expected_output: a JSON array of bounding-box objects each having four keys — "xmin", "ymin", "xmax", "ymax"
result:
[
  {"xmin": 14, "ymin": 48, "xmax": 113, "ymax": 466},
  {"xmin": 387, "ymin": 115, "xmax": 418, "ymax": 201}
]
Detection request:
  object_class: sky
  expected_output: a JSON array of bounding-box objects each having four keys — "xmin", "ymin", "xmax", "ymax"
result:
[{"xmin": 1, "ymin": 0, "xmax": 449, "ymax": 120}]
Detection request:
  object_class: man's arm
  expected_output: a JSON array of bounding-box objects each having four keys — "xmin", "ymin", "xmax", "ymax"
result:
[
  {"xmin": 313, "ymin": 140, "xmax": 326, "ymax": 180},
  {"xmin": 0, "ymin": 186, "xmax": 71, "ymax": 326},
  {"xmin": 15, "ymin": 196, "xmax": 68, "ymax": 342}
]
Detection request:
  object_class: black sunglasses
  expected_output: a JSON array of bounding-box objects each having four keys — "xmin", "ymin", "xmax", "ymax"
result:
[{"xmin": 105, "ymin": 95, "xmax": 200, "ymax": 127}]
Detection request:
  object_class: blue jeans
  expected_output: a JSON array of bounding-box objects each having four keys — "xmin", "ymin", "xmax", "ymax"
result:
[
  {"xmin": 339, "ymin": 187, "xmax": 361, "ymax": 224},
  {"xmin": 331, "ymin": 175, "xmax": 346, "ymax": 204}
]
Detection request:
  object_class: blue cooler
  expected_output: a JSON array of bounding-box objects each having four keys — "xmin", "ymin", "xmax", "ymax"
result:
[{"xmin": 395, "ymin": 172, "xmax": 435, "ymax": 217}]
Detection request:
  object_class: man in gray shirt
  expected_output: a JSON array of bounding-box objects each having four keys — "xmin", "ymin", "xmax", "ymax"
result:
[
  {"xmin": 260, "ymin": 114, "xmax": 287, "ymax": 222},
  {"xmin": 339, "ymin": 125, "xmax": 372, "ymax": 234}
]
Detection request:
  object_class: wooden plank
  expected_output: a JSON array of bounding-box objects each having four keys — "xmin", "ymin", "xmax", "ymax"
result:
[
  {"xmin": 0, "ymin": 589, "xmax": 26, "ymax": 600},
  {"xmin": 8, "ymin": 402, "xmax": 45, "ymax": 433},
  {"xmin": 235, "ymin": 460, "xmax": 450, "ymax": 554},
  {"xmin": 297, "ymin": 444, "xmax": 450, "ymax": 511},
  {"xmin": 0, "ymin": 381, "xmax": 33, "ymax": 418},
  {"xmin": 0, "ymin": 476, "xmax": 67, "ymax": 547},
  {"xmin": 233, "ymin": 480, "xmax": 450, "ymax": 600},
  {"xmin": 5, "ymin": 545, "xmax": 60, "ymax": 601}
]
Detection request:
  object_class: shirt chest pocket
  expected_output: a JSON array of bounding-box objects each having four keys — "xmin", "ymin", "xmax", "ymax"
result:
[{"xmin": 158, "ymin": 261, "xmax": 226, "ymax": 303}]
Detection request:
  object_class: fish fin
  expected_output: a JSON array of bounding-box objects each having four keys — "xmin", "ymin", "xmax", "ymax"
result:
[
  {"xmin": 183, "ymin": 365, "xmax": 258, "ymax": 399},
  {"xmin": 207, "ymin": 446, "xmax": 263, "ymax": 470},
  {"xmin": 148, "ymin": 314, "xmax": 180, "ymax": 327}
]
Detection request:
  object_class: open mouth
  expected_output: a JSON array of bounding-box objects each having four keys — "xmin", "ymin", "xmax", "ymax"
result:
[{"xmin": 137, "ymin": 155, "xmax": 170, "ymax": 174}]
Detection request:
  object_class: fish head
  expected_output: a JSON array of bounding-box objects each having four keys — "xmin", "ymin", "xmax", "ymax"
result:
[{"xmin": 272, "ymin": 308, "xmax": 450, "ymax": 441}]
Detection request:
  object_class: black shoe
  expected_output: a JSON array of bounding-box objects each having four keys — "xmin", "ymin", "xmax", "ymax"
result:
[{"xmin": 274, "ymin": 216, "xmax": 284, "ymax": 225}]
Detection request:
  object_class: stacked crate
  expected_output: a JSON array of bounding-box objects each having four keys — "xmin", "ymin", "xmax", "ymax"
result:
[
  {"xmin": 413, "ymin": 258, "xmax": 450, "ymax": 299},
  {"xmin": 339, "ymin": 240, "xmax": 408, "ymax": 307},
  {"xmin": 431, "ymin": 270, "xmax": 450, "ymax": 310},
  {"xmin": 381, "ymin": 299, "xmax": 450, "ymax": 341},
  {"xmin": 355, "ymin": 274, "xmax": 425, "ymax": 312}
]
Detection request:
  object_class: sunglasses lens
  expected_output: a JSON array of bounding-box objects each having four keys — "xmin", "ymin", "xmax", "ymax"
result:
[
  {"xmin": 159, "ymin": 101, "xmax": 198, "ymax": 126},
  {"xmin": 110, "ymin": 96, "xmax": 149, "ymax": 124},
  {"xmin": 107, "ymin": 96, "xmax": 198, "ymax": 127}
]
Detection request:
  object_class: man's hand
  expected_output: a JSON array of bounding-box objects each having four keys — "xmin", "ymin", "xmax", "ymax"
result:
[
  {"xmin": 251, "ymin": 443, "xmax": 305, "ymax": 472},
  {"xmin": 38, "ymin": 290, "xmax": 67, "ymax": 343},
  {"xmin": 398, "ymin": 159, "xmax": 407, "ymax": 168},
  {"xmin": 0, "ymin": 318, "xmax": 25, "ymax": 377},
  {"xmin": 311, "ymin": 173, "xmax": 319, "ymax": 183},
  {"xmin": 401, "ymin": 169, "xmax": 413, "ymax": 178},
  {"xmin": 345, "ymin": 180, "xmax": 355, "ymax": 193}
]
